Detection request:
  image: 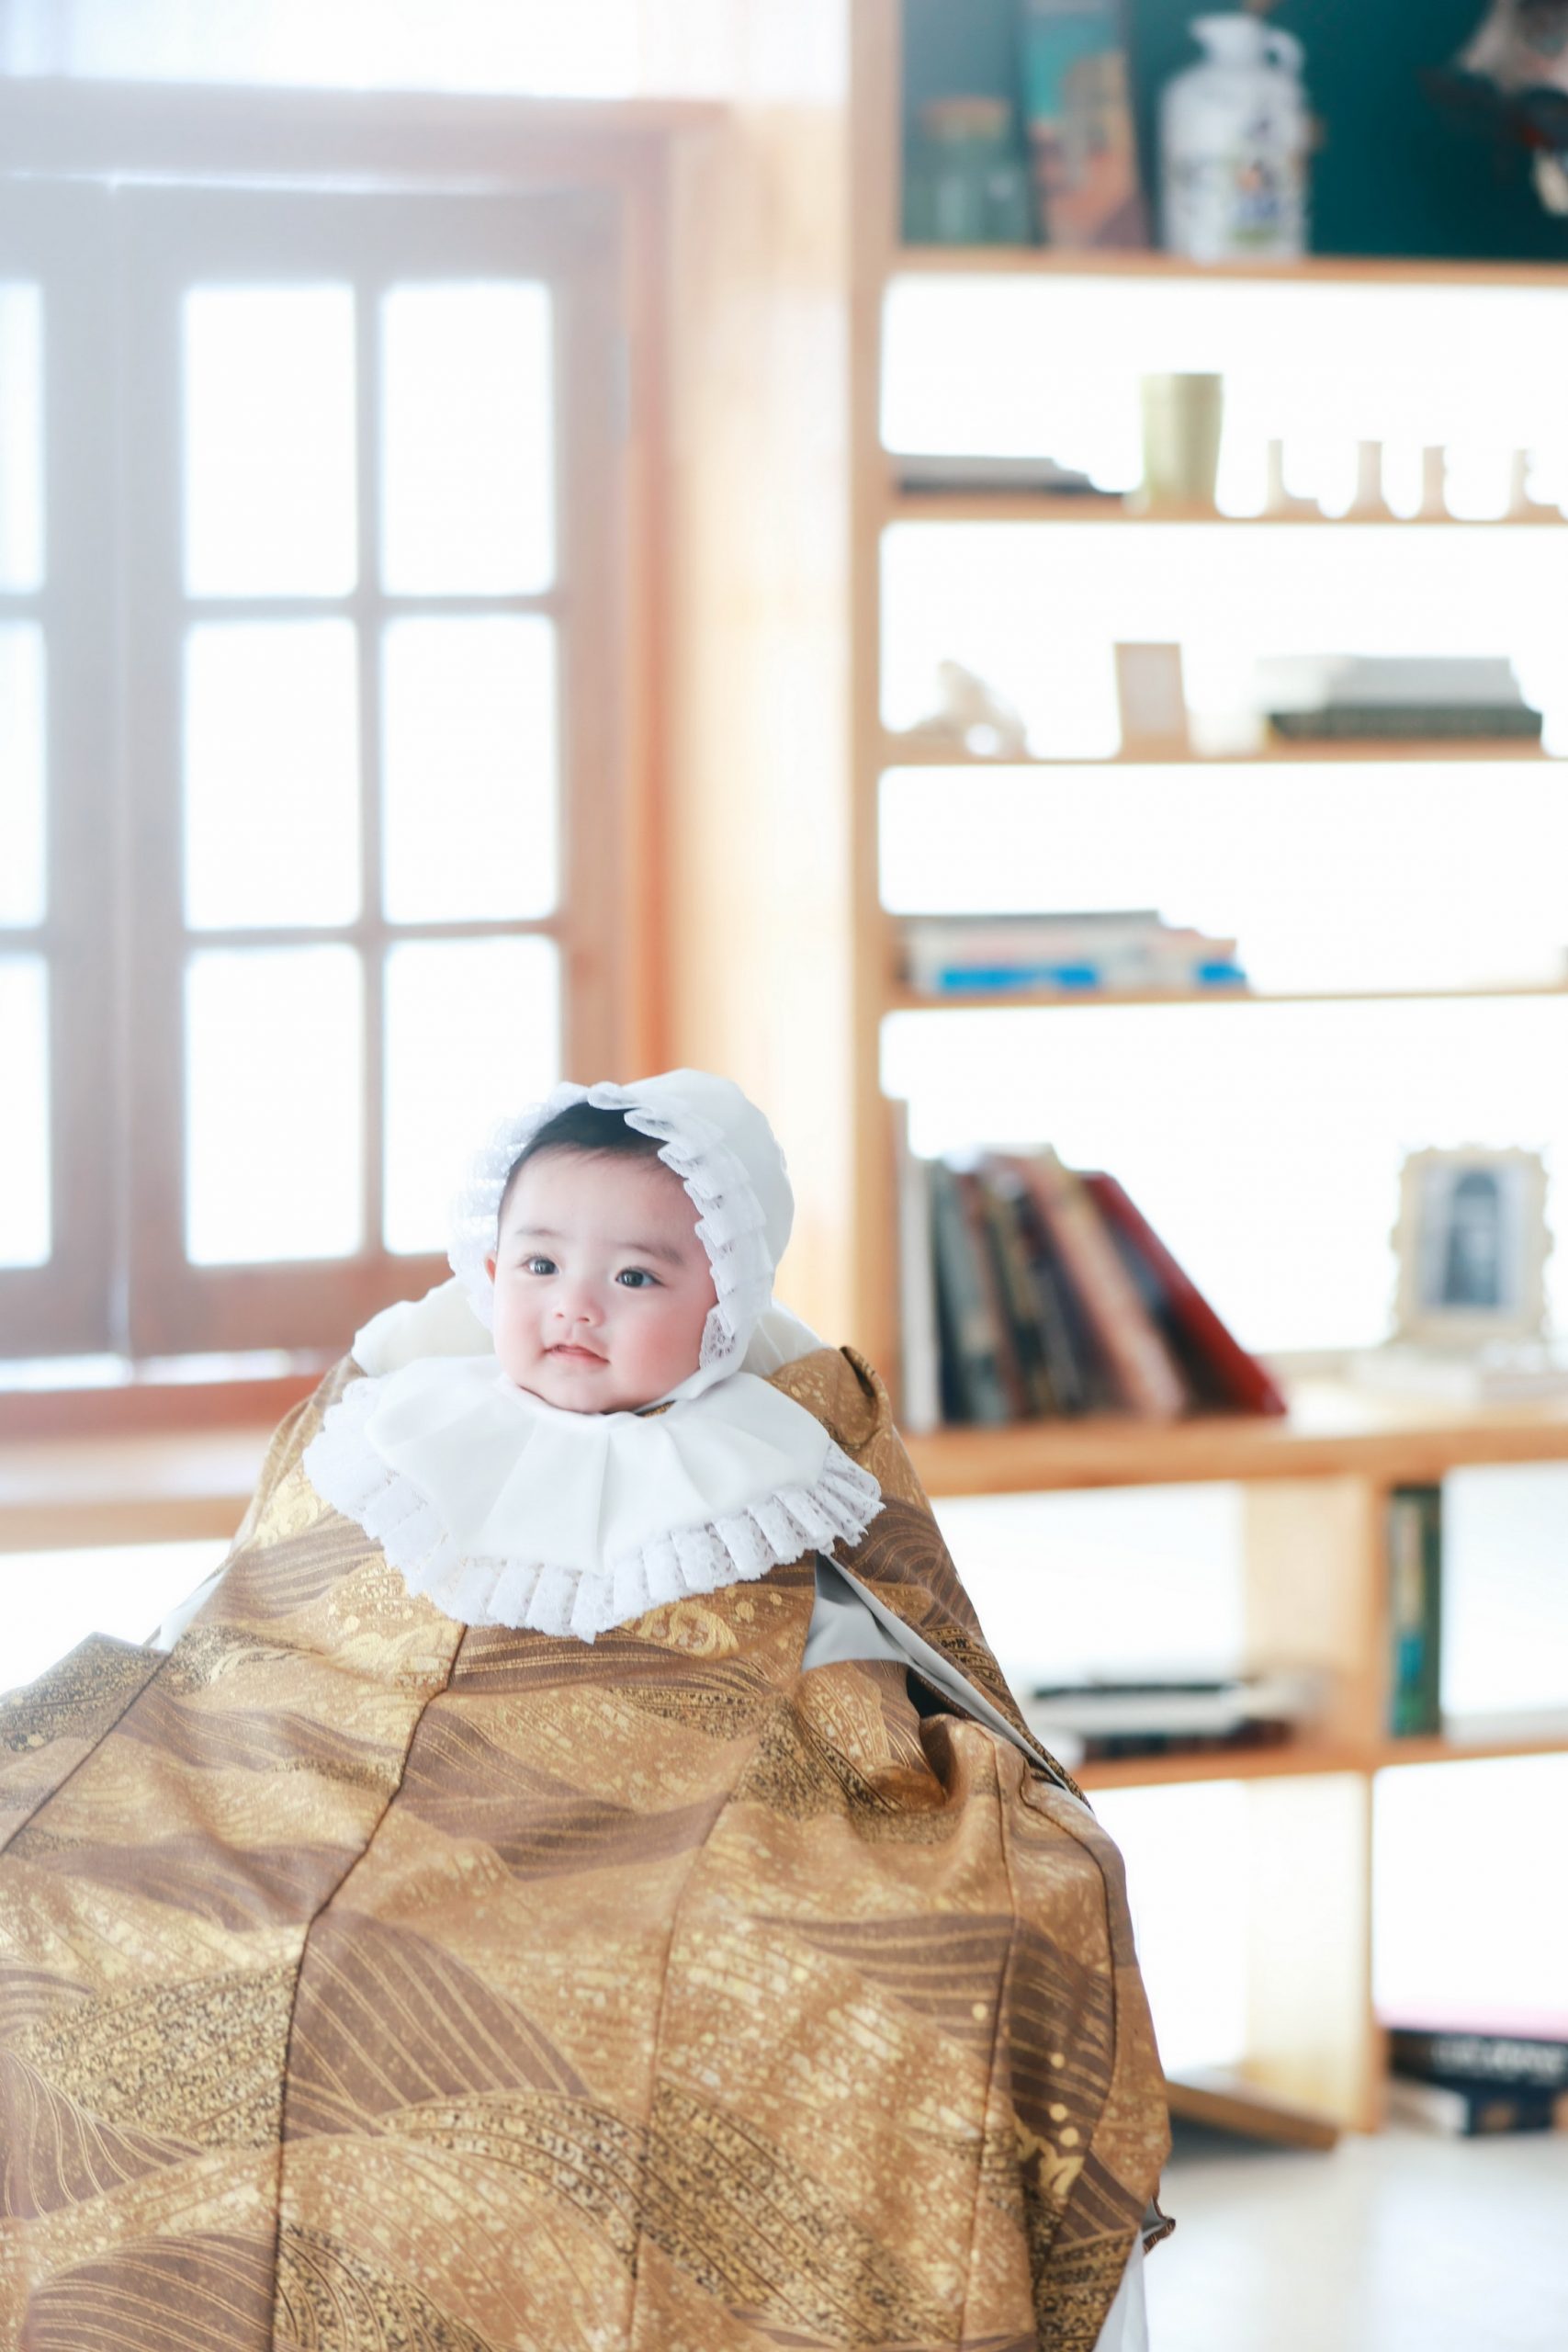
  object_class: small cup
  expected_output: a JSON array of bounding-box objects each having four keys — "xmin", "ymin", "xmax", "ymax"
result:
[{"xmin": 1135, "ymin": 372, "xmax": 1224, "ymax": 513}]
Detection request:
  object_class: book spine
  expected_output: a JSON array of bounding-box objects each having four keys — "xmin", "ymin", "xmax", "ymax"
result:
[
  {"xmin": 928, "ymin": 1161, "xmax": 1012, "ymax": 1426},
  {"xmin": 1029, "ymin": 1231, "xmax": 1092, "ymax": 1413},
  {"xmin": 1081, "ymin": 1170, "xmax": 1288, "ymax": 1416},
  {"xmin": 1385, "ymin": 2076, "xmax": 1560, "ymax": 2135},
  {"xmin": 889, "ymin": 1098, "xmax": 942, "ymax": 1436},
  {"xmin": 976, "ymin": 1165, "xmax": 1058, "ymax": 1416},
  {"xmin": 953, "ymin": 1170, "xmax": 1031, "ymax": 1419},
  {"xmin": 1387, "ymin": 1484, "xmax": 1443, "ymax": 1736},
  {"xmin": 1269, "ymin": 707, "xmax": 1541, "ymax": 741},
  {"xmin": 1011, "ymin": 1151, "xmax": 1190, "ymax": 1419},
  {"xmin": 1390, "ymin": 2030, "xmax": 1568, "ymax": 2091}
]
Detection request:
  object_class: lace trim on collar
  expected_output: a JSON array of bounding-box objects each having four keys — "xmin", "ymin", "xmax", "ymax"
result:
[{"xmin": 303, "ymin": 1373, "xmax": 883, "ymax": 1644}]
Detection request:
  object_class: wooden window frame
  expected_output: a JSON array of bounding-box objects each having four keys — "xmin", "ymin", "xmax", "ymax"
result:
[
  {"xmin": 0, "ymin": 183, "xmax": 118, "ymax": 1357},
  {"xmin": 0, "ymin": 80, "xmax": 694, "ymax": 1385}
]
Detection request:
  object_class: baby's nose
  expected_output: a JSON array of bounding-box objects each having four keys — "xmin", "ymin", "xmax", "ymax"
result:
[{"xmin": 553, "ymin": 1283, "xmax": 603, "ymax": 1324}]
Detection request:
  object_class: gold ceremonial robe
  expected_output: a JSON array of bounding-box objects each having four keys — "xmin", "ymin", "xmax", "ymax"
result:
[{"xmin": 0, "ymin": 1347, "xmax": 1169, "ymax": 2350}]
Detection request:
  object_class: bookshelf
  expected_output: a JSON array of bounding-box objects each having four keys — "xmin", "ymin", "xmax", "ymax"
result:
[
  {"xmin": 656, "ymin": 0, "xmax": 1568, "ymax": 2135},
  {"xmin": 839, "ymin": 0, "xmax": 1568, "ymax": 2135}
]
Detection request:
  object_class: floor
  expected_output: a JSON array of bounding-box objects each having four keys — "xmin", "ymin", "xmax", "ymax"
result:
[{"xmin": 1144, "ymin": 2120, "xmax": 1568, "ymax": 2351}]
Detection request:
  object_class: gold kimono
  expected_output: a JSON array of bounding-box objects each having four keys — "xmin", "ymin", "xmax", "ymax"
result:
[{"xmin": 0, "ymin": 1347, "xmax": 1168, "ymax": 2350}]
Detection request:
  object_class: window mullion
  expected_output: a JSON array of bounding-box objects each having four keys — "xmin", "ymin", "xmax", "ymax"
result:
[{"xmin": 357, "ymin": 273, "xmax": 386, "ymax": 1269}]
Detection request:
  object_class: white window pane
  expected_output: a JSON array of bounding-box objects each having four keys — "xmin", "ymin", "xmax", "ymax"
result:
[
  {"xmin": 0, "ymin": 956, "xmax": 49, "ymax": 1266},
  {"xmin": 0, "ymin": 955, "xmax": 49, "ymax": 1270},
  {"xmin": 884, "ymin": 996, "xmax": 1568, "ymax": 1357},
  {"xmin": 184, "ymin": 621, "xmax": 360, "ymax": 928},
  {"xmin": 381, "ymin": 616, "xmax": 558, "ymax": 922},
  {"xmin": 0, "ymin": 284, "xmax": 42, "ymax": 591},
  {"xmin": 184, "ymin": 286, "xmax": 355, "ymax": 597},
  {"xmin": 1441, "ymin": 1466, "xmax": 1568, "ymax": 1721},
  {"xmin": 185, "ymin": 946, "xmax": 363, "ymax": 1263},
  {"xmin": 36, "ymin": 1, "xmax": 639, "ymax": 97},
  {"xmin": 0, "ymin": 623, "xmax": 46, "ymax": 925},
  {"xmin": 380, "ymin": 281, "xmax": 554, "ymax": 595},
  {"xmin": 383, "ymin": 935, "xmax": 558, "ymax": 1254},
  {"xmin": 880, "ymin": 763, "xmax": 1568, "ymax": 997},
  {"xmin": 3, "ymin": 1540, "xmax": 228, "ymax": 1694},
  {"xmin": 1374, "ymin": 1758, "xmax": 1568, "ymax": 2028}
]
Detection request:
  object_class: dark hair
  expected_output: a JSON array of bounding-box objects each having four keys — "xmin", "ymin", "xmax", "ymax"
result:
[{"xmin": 496, "ymin": 1102, "xmax": 666, "ymax": 1232}]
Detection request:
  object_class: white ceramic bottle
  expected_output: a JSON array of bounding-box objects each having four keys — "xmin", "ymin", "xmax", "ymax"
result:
[{"xmin": 1160, "ymin": 14, "xmax": 1310, "ymax": 261}]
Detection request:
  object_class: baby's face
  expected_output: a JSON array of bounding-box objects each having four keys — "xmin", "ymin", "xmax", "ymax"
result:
[{"xmin": 486, "ymin": 1149, "xmax": 717, "ymax": 1413}]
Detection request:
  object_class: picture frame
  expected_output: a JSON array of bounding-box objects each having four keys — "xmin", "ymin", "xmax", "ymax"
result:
[
  {"xmin": 1391, "ymin": 1146, "xmax": 1553, "ymax": 1346},
  {"xmin": 1114, "ymin": 641, "xmax": 1190, "ymax": 756}
]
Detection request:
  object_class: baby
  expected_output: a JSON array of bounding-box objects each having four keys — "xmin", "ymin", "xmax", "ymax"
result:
[{"xmin": 486, "ymin": 1103, "xmax": 716, "ymax": 1415}]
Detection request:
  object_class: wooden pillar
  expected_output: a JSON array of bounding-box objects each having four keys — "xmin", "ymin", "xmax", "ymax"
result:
[{"xmin": 660, "ymin": 1, "xmax": 859, "ymax": 1348}]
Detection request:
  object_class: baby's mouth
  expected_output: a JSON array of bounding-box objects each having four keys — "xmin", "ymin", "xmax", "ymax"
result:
[{"xmin": 549, "ymin": 1343, "xmax": 606, "ymax": 1363}]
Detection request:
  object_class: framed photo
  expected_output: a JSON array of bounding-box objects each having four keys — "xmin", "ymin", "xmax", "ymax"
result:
[
  {"xmin": 1392, "ymin": 1146, "xmax": 1552, "ymax": 1345},
  {"xmin": 1114, "ymin": 641, "xmax": 1190, "ymax": 756}
]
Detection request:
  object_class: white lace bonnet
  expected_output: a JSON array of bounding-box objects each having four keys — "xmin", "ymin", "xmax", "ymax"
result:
[{"xmin": 447, "ymin": 1069, "xmax": 795, "ymax": 1408}]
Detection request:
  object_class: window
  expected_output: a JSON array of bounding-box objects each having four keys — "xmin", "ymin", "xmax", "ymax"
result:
[{"xmin": 0, "ymin": 176, "xmax": 633, "ymax": 1359}]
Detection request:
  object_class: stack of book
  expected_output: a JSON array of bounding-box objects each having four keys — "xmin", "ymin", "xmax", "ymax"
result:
[
  {"xmin": 1385, "ymin": 2018, "xmax": 1568, "ymax": 2136},
  {"xmin": 1258, "ymin": 655, "xmax": 1543, "ymax": 744},
  {"xmin": 1022, "ymin": 1668, "xmax": 1323, "ymax": 1765},
  {"xmin": 896, "ymin": 452, "xmax": 1114, "ymax": 500},
  {"xmin": 902, "ymin": 910, "xmax": 1249, "ymax": 999},
  {"xmin": 895, "ymin": 1132, "xmax": 1287, "ymax": 1430}
]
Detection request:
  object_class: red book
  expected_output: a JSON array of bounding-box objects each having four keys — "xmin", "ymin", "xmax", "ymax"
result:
[{"xmin": 1081, "ymin": 1170, "xmax": 1288, "ymax": 1419}]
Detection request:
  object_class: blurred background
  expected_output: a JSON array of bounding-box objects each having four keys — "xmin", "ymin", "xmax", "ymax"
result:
[{"xmin": 3, "ymin": 2, "xmax": 1568, "ymax": 2342}]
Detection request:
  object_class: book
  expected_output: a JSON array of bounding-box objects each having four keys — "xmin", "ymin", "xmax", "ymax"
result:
[
  {"xmin": 1387, "ymin": 1484, "xmax": 1442, "ymax": 1737},
  {"xmin": 1000, "ymin": 1151, "xmax": 1190, "ymax": 1419},
  {"xmin": 901, "ymin": 912, "xmax": 1247, "ymax": 997},
  {"xmin": 927, "ymin": 1159, "xmax": 1011, "ymax": 1425},
  {"xmin": 1023, "ymin": 1669, "xmax": 1322, "ymax": 1762},
  {"xmin": 1269, "ymin": 705, "xmax": 1542, "ymax": 742},
  {"xmin": 896, "ymin": 453, "xmax": 1105, "ymax": 497},
  {"xmin": 890, "ymin": 1098, "xmax": 942, "ymax": 1435},
  {"xmin": 1389, "ymin": 2028, "xmax": 1568, "ymax": 2094},
  {"xmin": 1256, "ymin": 653, "xmax": 1535, "ymax": 713},
  {"xmin": 1007, "ymin": 1178, "xmax": 1093, "ymax": 1413},
  {"xmin": 1082, "ymin": 1170, "xmax": 1288, "ymax": 1417},
  {"xmin": 974, "ymin": 1170, "xmax": 1057, "ymax": 1416},
  {"xmin": 953, "ymin": 1169, "xmax": 1032, "ymax": 1419},
  {"xmin": 1019, "ymin": 0, "xmax": 1148, "ymax": 250},
  {"xmin": 1384, "ymin": 2075, "xmax": 1563, "ymax": 2137}
]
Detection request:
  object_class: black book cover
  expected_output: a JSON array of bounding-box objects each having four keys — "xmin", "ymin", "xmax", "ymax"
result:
[{"xmin": 1390, "ymin": 2028, "xmax": 1568, "ymax": 2092}]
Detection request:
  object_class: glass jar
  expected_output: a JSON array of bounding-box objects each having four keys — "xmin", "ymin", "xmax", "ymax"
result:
[{"xmin": 905, "ymin": 96, "xmax": 1034, "ymax": 246}]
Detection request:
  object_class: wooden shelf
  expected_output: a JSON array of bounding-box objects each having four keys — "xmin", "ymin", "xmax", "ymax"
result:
[
  {"xmin": 886, "ymin": 491, "xmax": 1567, "ymax": 526},
  {"xmin": 1071, "ymin": 1726, "xmax": 1568, "ymax": 1792},
  {"xmin": 892, "ymin": 245, "xmax": 1568, "ymax": 290},
  {"xmin": 880, "ymin": 735, "xmax": 1556, "ymax": 767},
  {"xmin": 0, "ymin": 1428, "xmax": 272, "ymax": 1551},
  {"xmin": 904, "ymin": 1381, "xmax": 1568, "ymax": 1496},
  {"xmin": 887, "ymin": 980, "xmax": 1568, "ymax": 1014}
]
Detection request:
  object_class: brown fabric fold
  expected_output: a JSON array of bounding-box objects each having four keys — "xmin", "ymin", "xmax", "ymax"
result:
[{"xmin": 1, "ymin": 1349, "xmax": 1168, "ymax": 2349}]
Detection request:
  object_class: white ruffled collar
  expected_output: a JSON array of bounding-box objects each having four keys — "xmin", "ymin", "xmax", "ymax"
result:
[{"xmin": 302, "ymin": 1342, "xmax": 883, "ymax": 1645}]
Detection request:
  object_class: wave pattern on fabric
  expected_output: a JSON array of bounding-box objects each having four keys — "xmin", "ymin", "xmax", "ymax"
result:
[{"xmin": 0, "ymin": 1349, "xmax": 1168, "ymax": 2350}]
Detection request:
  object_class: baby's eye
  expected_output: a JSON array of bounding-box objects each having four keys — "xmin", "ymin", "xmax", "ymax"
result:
[
  {"xmin": 523, "ymin": 1255, "xmax": 557, "ymax": 1276},
  {"xmin": 616, "ymin": 1267, "xmax": 660, "ymax": 1289}
]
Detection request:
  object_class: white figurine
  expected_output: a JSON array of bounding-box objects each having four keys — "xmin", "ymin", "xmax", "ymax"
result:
[{"xmin": 895, "ymin": 660, "xmax": 1032, "ymax": 760}]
